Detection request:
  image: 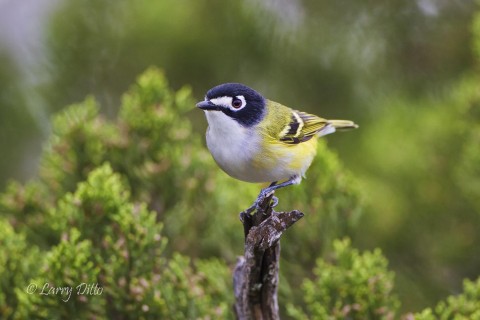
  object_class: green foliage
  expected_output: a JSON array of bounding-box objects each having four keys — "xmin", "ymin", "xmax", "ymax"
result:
[
  {"xmin": 2, "ymin": 2, "xmax": 479, "ymax": 315},
  {"xmin": 278, "ymin": 139, "xmax": 363, "ymax": 309},
  {"xmin": 453, "ymin": 76, "xmax": 480, "ymax": 212},
  {"xmin": 281, "ymin": 138, "xmax": 362, "ymax": 260},
  {"xmin": 16, "ymin": 228, "xmax": 103, "ymax": 319},
  {"xmin": 353, "ymin": 74, "xmax": 480, "ymax": 310},
  {"xmin": 456, "ymin": 125, "xmax": 480, "ymax": 210},
  {"xmin": 287, "ymin": 238, "xmax": 399, "ymax": 320},
  {"xmin": 414, "ymin": 277, "xmax": 480, "ymax": 320},
  {"xmin": 0, "ymin": 218, "xmax": 41, "ymax": 318},
  {"xmin": 1, "ymin": 68, "xmax": 242, "ymax": 254},
  {"xmin": 0, "ymin": 68, "xmax": 478, "ymax": 318},
  {"xmin": 0, "ymin": 180, "xmax": 51, "ymax": 245},
  {"xmin": 474, "ymin": 6, "xmax": 480, "ymax": 63},
  {"xmin": 1, "ymin": 67, "xmax": 362, "ymax": 264},
  {"xmin": 0, "ymin": 67, "xmax": 365, "ymax": 318},
  {"xmin": 4, "ymin": 163, "xmax": 232, "ymax": 319}
]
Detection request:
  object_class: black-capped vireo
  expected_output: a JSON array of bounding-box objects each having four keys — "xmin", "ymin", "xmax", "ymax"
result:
[{"xmin": 197, "ymin": 83, "xmax": 358, "ymax": 214}]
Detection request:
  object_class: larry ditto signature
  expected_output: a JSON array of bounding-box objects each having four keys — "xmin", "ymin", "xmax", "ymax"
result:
[{"xmin": 26, "ymin": 282, "xmax": 103, "ymax": 302}]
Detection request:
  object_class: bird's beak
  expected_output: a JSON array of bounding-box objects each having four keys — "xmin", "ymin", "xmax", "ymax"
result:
[{"xmin": 196, "ymin": 100, "xmax": 219, "ymax": 111}]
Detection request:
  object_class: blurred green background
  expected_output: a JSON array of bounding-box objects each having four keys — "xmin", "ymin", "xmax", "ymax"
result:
[{"xmin": 1, "ymin": 0, "xmax": 479, "ymax": 315}]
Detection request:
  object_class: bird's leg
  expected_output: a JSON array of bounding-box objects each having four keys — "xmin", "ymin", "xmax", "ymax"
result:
[
  {"xmin": 240, "ymin": 182, "xmax": 278, "ymax": 220},
  {"xmin": 254, "ymin": 178, "xmax": 298, "ymax": 207},
  {"xmin": 239, "ymin": 176, "xmax": 299, "ymax": 219}
]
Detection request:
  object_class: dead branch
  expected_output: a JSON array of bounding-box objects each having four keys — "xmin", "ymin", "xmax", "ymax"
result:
[{"xmin": 233, "ymin": 194, "xmax": 304, "ymax": 320}]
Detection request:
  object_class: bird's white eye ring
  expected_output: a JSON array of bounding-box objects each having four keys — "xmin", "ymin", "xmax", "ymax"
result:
[{"xmin": 232, "ymin": 97, "xmax": 243, "ymax": 109}]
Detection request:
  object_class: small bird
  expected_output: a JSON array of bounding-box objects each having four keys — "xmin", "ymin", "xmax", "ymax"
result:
[{"xmin": 197, "ymin": 83, "xmax": 358, "ymax": 213}]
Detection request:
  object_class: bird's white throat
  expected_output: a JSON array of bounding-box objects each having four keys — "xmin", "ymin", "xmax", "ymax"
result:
[{"xmin": 203, "ymin": 110, "xmax": 262, "ymax": 182}]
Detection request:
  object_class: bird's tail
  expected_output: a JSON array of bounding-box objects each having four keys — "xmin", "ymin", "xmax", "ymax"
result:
[
  {"xmin": 318, "ymin": 119, "xmax": 358, "ymax": 137},
  {"xmin": 328, "ymin": 119, "xmax": 359, "ymax": 131}
]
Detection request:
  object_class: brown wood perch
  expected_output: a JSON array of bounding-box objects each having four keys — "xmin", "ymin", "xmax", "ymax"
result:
[{"xmin": 233, "ymin": 193, "xmax": 304, "ymax": 320}]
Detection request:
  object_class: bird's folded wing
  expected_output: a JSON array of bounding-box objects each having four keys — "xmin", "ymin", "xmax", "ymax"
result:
[{"xmin": 278, "ymin": 110, "xmax": 329, "ymax": 144}]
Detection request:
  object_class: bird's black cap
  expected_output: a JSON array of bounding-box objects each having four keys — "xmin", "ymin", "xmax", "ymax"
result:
[{"xmin": 199, "ymin": 83, "xmax": 266, "ymax": 127}]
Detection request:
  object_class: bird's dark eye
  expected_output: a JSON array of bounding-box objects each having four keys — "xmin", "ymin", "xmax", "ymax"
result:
[{"xmin": 232, "ymin": 97, "xmax": 243, "ymax": 109}]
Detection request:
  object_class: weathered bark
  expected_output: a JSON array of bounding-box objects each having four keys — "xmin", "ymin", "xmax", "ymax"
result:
[{"xmin": 233, "ymin": 194, "xmax": 304, "ymax": 320}]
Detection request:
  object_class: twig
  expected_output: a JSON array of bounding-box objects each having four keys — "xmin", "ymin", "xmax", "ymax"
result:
[{"xmin": 233, "ymin": 194, "xmax": 304, "ymax": 320}]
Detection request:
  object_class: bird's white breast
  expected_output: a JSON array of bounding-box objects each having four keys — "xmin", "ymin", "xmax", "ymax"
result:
[
  {"xmin": 204, "ymin": 111, "xmax": 264, "ymax": 182},
  {"xmin": 203, "ymin": 110, "xmax": 314, "ymax": 184}
]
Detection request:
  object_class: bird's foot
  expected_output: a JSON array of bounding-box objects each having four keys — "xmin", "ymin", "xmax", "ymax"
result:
[
  {"xmin": 239, "ymin": 191, "xmax": 278, "ymax": 222},
  {"xmin": 270, "ymin": 196, "xmax": 279, "ymax": 208}
]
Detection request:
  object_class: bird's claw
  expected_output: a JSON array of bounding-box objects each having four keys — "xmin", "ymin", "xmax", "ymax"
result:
[
  {"xmin": 239, "ymin": 191, "xmax": 278, "ymax": 222},
  {"xmin": 270, "ymin": 196, "xmax": 279, "ymax": 208}
]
